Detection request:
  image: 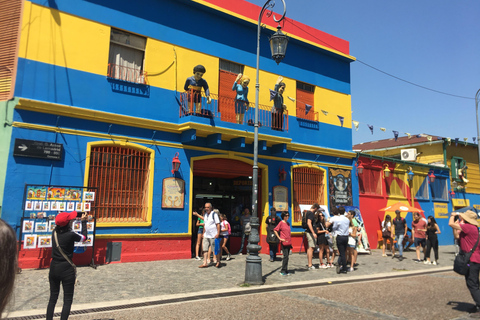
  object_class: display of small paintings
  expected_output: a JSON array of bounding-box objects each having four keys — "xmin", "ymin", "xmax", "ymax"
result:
[
  {"xmin": 47, "ymin": 187, "xmax": 65, "ymax": 200},
  {"xmin": 72, "ymin": 220, "xmax": 81, "ymax": 232},
  {"xmin": 27, "ymin": 187, "xmax": 46, "ymax": 200},
  {"xmin": 24, "ymin": 234, "xmax": 37, "ymax": 249},
  {"xmin": 83, "ymin": 191, "xmax": 95, "ymax": 202},
  {"xmin": 65, "ymin": 188, "xmax": 82, "ymax": 201},
  {"xmin": 75, "ymin": 202, "xmax": 83, "ymax": 211},
  {"xmin": 67, "ymin": 202, "xmax": 75, "ymax": 211},
  {"xmin": 86, "ymin": 222, "xmax": 94, "ymax": 232},
  {"xmin": 58, "ymin": 202, "xmax": 66, "ymax": 211},
  {"xmin": 25, "ymin": 201, "xmax": 33, "ymax": 211},
  {"xmin": 51, "ymin": 202, "xmax": 58, "ymax": 211},
  {"xmin": 34, "ymin": 201, "xmax": 42, "ymax": 210},
  {"xmin": 42, "ymin": 201, "xmax": 50, "ymax": 211},
  {"xmin": 35, "ymin": 222, "xmax": 48, "ymax": 233},
  {"xmin": 48, "ymin": 220, "xmax": 56, "ymax": 232},
  {"xmin": 83, "ymin": 202, "xmax": 91, "ymax": 212},
  {"xmin": 38, "ymin": 236, "xmax": 52, "ymax": 248},
  {"xmin": 85, "ymin": 235, "xmax": 94, "ymax": 247},
  {"xmin": 23, "ymin": 220, "xmax": 34, "ymax": 233}
]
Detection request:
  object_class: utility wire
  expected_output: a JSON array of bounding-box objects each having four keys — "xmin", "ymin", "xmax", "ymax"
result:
[{"xmin": 287, "ymin": 19, "xmax": 475, "ymax": 101}]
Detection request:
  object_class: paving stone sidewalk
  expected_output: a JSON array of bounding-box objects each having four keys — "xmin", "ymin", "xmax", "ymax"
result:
[{"xmin": 6, "ymin": 245, "xmax": 456, "ymax": 316}]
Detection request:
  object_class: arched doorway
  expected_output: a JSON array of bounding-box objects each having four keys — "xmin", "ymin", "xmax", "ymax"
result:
[{"xmin": 191, "ymin": 158, "xmax": 262, "ymax": 256}]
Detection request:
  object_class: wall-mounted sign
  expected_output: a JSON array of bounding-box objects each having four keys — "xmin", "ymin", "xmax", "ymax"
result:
[
  {"xmin": 329, "ymin": 168, "xmax": 353, "ymax": 212},
  {"xmin": 273, "ymin": 186, "xmax": 288, "ymax": 212},
  {"xmin": 162, "ymin": 178, "xmax": 185, "ymax": 209},
  {"xmin": 14, "ymin": 139, "xmax": 63, "ymax": 160},
  {"xmin": 434, "ymin": 202, "xmax": 449, "ymax": 219},
  {"xmin": 452, "ymin": 199, "xmax": 470, "ymax": 207}
]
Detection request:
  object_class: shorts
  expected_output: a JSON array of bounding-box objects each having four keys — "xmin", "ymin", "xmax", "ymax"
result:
[
  {"xmin": 306, "ymin": 232, "xmax": 316, "ymax": 249},
  {"xmin": 220, "ymin": 235, "xmax": 229, "ymax": 240},
  {"xmin": 202, "ymin": 237, "xmax": 215, "ymax": 252},
  {"xmin": 331, "ymin": 235, "xmax": 338, "ymax": 251},
  {"xmin": 414, "ymin": 237, "xmax": 426, "ymax": 247},
  {"xmin": 348, "ymin": 244, "xmax": 356, "ymax": 249},
  {"xmin": 197, "ymin": 228, "xmax": 204, "ymax": 235}
]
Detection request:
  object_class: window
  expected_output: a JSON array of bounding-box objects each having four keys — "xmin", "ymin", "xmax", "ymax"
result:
[
  {"xmin": 218, "ymin": 60, "xmax": 245, "ymax": 123},
  {"xmin": 430, "ymin": 176, "xmax": 448, "ymax": 200},
  {"xmin": 385, "ymin": 173, "xmax": 405, "ymax": 197},
  {"xmin": 296, "ymin": 81, "xmax": 317, "ymax": 121},
  {"xmin": 413, "ymin": 174, "xmax": 429, "ymax": 199},
  {"xmin": 292, "ymin": 167, "xmax": 324, "ymax": 223},
  {"xmin": 107, "ymin": 29, "xmax": 147, "ymax": 84},
  {"xmin": 358, "ymin": 168, "xmax": 382, "ymax": 195},
  {"xmin": 451, "ymin": 157, "xmax": 467, "ymax": 181},
  {"xmin": 87, "ymin": 145, "xmax": 152, "ymax": 223}
]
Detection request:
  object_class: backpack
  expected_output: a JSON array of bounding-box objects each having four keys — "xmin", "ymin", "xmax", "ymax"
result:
[
  {"xmin": 226, "ymin": 221, "xmax": 231, "ymax": 235},
  {"xmin": 302, "ymin": 211, "xmax": 309, "ymax": 230},
  {"xmin": 266, "ymin": 216, "xmax": 280, "ymax": 244}
]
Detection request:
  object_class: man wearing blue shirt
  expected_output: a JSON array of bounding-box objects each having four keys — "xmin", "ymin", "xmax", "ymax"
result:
[{"xmin": 326, "ymin": 207, "xmax": 350, "ymax": 274}]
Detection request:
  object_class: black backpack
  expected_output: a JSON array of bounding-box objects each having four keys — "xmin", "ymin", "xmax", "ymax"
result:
[
  {"xmin": 302, "ymin": 211, "xmax": 309, "ymax": 230},
  {"xmin": 266, "ymin": 216, "xmax": 280, "ymax": 244}
]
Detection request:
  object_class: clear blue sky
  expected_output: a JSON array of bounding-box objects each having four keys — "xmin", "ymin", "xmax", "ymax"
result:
[{"xmin": 246, "ymin": 0, "xmax": 480, "ymax": 146}]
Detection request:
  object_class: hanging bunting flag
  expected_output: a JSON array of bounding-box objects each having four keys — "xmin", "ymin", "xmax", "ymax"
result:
[
  {"xmin": 380, "ymin": 127, "xmax": 386, "ymax": 132},
  {"xmin": 474, "ymin": 137, "xmax": 477, "ymax": 143},
  {"xmin": 338, "ymin": 115, "xmax": 344, "ymax": 127},
  {"xmin": 447, "ymin": 137, "xmax": 451, "ymax": 146},
  {"xmin": 269, "ymin": 89, "xmax": 278, "ymax": 101},
  {"xmin": 393, "ymin": 130, "xmax": 399, "ymax": 141},
  {"xmin": 427, "ymin": 136, "xmax": 432, "ymax": 145},
  {"xmin": 305, "ymin": 104, "xmax": 313, "ymax": 115},
  {"xmin": 367, "ymin": 124, "xmax": 374, "ymax": 135},
  {"xmin": 405, "ymin": 133, "xmax": 411, "ymax": 139},
  {"xmin": 416, "ymin": 134, "xmax": 422, "ymax": 138},
  {"xmin": 352, "ymin": 121, "xmax": 360, "ymax": 131},
  {"xmin": 455, "ymin": 138, "xmax": 459, "ymax": 146},
  {"xmin": 464, "ymin": 138, "xmax": 468, "ymax": 145},
  {"xmin": 287, "ymin": 96, "xmax": 296, "ymax": 102},
  {"xmin": 321, "ymin": 110, "xmax": 329, "ymax": 116}
]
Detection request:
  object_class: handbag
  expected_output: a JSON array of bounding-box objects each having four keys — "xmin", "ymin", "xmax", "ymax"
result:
[
  {"xmin": 454, "ymin": 230, "xmax": 480, "ymax": 275},
  {"xmin": 382, "ymin": 221, "xmax": 391, "ymax": 238},
  {"xmin": 54, "ymin": 231, "xmax": 78, "ymax": 285}
]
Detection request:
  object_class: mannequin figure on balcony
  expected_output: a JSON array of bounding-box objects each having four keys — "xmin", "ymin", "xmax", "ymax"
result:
[
  {"xmin": 271, "ymin": 76, "xmax": 286, "ymax": 131},
  {"xmin": 184, "ymin": 65, "xmax": 212, "ymax": 115},
  {"xmin": 232, "ymin": 73, "xmax": 250, "ymax": 124}
]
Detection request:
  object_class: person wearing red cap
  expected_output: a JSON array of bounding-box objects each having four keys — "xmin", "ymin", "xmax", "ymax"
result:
[{"xmin": 46, "ymin": 211, "xmax": 87, "ymax": 320}]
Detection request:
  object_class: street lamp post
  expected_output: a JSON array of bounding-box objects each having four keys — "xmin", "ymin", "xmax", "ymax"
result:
[
  {"xmin": 476, "ymin": 89, "xmax": 480, "ymax": 176},
  {"xmin": 245, "ymin": 0, "xmax": 288, "ymax": 285}
]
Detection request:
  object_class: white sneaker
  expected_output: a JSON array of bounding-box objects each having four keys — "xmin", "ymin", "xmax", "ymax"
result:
[
  {"xmin": 424, "ymin": 260, "xmax": 430, "ymax": 265},
  {"xmin": 320, "ymin": 264, "xmax": 327, "ymax": 269},
  {"xmin": 432, "ymin": 261, "xmax": 437, "ymax": 265},
  {"xmin": 308, "ymin": 265, "xmax": 316, "ymax": 270},
  {"xmin": 195, "ymin": 256, "xmax": 201, "ymax": 260},
  {"xmin": 226, "ymin": 254, "xmax": 231, "ymax": 261}
]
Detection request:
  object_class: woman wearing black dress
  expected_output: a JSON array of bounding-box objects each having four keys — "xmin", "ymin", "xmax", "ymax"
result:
[
  {"xmin": 46, "ymin": 211, "xmax": 87, "ymax": 320},
  {"xmin": 425, "ymin": 216, "xmax": 441, "ymax": 265},
  {"xmin": 316, "ymin": 210, "xmax": 332, "ymax": 268}
]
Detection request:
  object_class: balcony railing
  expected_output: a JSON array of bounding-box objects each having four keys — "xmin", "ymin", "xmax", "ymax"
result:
[
  {"xmin": 107, "ymin": 63, "xmax": 148, "ymax": 85},
  {"xmin": 296, "ymin": 105, "xmax": 318, "ymax": 122},
  {"xmin": 179, "ymin": 90, "xmax": 289, "ymax": 132}
]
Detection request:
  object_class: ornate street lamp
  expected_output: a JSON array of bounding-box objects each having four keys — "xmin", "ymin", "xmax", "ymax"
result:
[
  {"xmin": 383, "ymin": 163, "xmax": 391, "ymax": 179},
  {"xmin": 248, "ymin": 0, "xmax": 287, "ymax": 286},
  {"xmin": 278, "ymin": 166, "xmax": 287, "ymax": 183},
  {"xmin": 428, "ymin": 169, "xmax": 436, "ymax": 184},
  {"xmin": 407, "ymin": 167, "xmax": 414, "ymax": 182},
  {"xmin": 171, "ymin": 152, "xmax": 181, "ymax": 175}
]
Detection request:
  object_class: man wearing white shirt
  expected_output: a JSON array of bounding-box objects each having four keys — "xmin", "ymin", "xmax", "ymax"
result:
[
  {"xmin": 326, "ymin": 206, "xmax": 350, "ymax": 274},
  {"xmin": 197, "ymin": 203, "xmax": 220, "ymax": 268}
]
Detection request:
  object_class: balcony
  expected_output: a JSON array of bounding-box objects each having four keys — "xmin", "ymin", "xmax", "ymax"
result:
[
  {"xmin": 179, "ymin": 90, "xmax": 289, "ymax": 132},
  {"xmin": 107, "ymin": 63, "xmax": 148, "ymax": 85}
]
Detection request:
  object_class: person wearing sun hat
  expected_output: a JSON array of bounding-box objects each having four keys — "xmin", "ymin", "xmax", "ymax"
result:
[
  {"xmin": 46, "ymin": 211, "xmax": 87, "ymax": 320},
  {"xmin": 449, "ymin": 209, "xmax": 480, "ymax": 316}
]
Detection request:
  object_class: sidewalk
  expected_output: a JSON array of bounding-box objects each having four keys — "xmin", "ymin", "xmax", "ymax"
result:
[{"xmin": 5, "ymin": 245, "xmax": 456, "ymax": 318}]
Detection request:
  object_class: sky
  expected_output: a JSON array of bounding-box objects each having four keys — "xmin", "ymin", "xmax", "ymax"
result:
[{"xmin": 245, "ymin": 0, "xmax": 480, "ymax": 146}]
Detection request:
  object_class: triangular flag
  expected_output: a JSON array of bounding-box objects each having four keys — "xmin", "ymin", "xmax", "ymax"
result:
[
  {"xmin": 352, "ymin": 121, "xmax": 360, "ymax": 131},
  {"xmin": 287, "ymin": 96, "xmax": 295, "ymax": 102},
  {"xmin": 416, "ymin": 134, "xmax": 422, "ymax": 138},
  {"xmin": 474, "ymin": 137, "xmax": 477, "ymax": 143},
  {"xmin": 455, "ymin": 138, "xmax": 459, "ymax": 146},
  {"xmin": 380, "ymin": 127, "xmax": 386, "ymax": 132},
  {"xmin": 427, "ymin": 136, "xmax": 432, "ymax": 145},
  {"xmin": 269, "ymin": 89, "xmax": 278, "ymax": 101},
  {"xmin": 464, "ymin": 138, "xmax": 468, "ymax": 145},
  {"xmin": 405, "ymin": 133, "xmax": 411, "ymax": 139},
  {"xmin": 338, "ymin": 115, "xmax": 344, "ymax": 127},
  {"xmin": 305, "ymin": 104, "xmax": 313, "ymax": 115},
  {"xmin": 393, "ymin": 130, "xmax": 399, "ymax": 141},
  {"xmin": 321, "ymin": 110, "xmax": 329, "ymax": 116},
  {"xmin": 447, "ymin": 137, "xmax": 451, "ymax": 146},
  {"xmin": 367, "ymin": 124, "xmax": 373, "ymax": 135}
]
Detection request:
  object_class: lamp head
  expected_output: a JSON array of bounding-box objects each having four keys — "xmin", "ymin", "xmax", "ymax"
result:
[{"xmin": 269, "ymin": 26, "xmax": 289, "ymax": 64}]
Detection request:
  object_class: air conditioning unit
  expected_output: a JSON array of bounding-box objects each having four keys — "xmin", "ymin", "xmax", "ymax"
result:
[{"xmin": 401, "ymin": 148, "xmax": 417, "ymax": 161}]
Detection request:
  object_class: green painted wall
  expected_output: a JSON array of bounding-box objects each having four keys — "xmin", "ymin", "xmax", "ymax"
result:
[{"xmin": 0, "ymin": 98, "xmax": 16, "ymax": 217}]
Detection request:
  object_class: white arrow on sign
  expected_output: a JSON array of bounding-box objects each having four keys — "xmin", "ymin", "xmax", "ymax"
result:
[{"xmin": 18, "ymin": 144, "xmax": 28, "ymax": 151}]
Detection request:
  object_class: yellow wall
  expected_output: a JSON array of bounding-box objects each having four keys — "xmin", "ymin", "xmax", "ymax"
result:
[{"xmin": 447, "ymin": 145, "xmax": 480, "ymax": 194}]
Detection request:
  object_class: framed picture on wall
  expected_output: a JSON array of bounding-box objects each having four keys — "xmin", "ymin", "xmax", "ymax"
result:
[
  {"xmin": 38, "ymin": 236, "xmax": 52, "ymax": 248},
  {"xmin": 22, "ymin": 220, "xmax": 34, "ymax": 233},
  {"xmin": 24, "ymin": 234, "xmax": 37, "ymax": 249}
]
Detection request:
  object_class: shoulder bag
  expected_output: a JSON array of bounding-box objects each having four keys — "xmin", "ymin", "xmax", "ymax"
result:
[
  {"xmin": 54, "ymin": 231, "xmax": 79, "ymax": 285},
  {"xmin": 454, "ymin": 230, "xmax": 480, "ymax": 275}
]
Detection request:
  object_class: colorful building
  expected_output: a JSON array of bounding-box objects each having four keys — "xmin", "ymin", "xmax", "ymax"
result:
[
  {"xmin": 0, "ymin": 0, "xmax": 357, "ymax": 268},
  {"xmin": 354, "ymin": 134, "xmax": 480, "ymax": 248}
]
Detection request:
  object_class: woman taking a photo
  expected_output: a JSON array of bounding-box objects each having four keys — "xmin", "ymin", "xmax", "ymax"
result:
[
  {"xmin": 425, "ymin": 216, "xmax": 441, "ymax": 265},
  {"xmin": 47, "ymin": 211, "xmax": 87, "ymax": 320}
]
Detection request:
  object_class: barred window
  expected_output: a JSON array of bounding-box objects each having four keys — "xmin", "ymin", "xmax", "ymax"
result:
[
  {"xmin": 292, "ymin": 167, "xmax": 324, "ymax": 223},
  {"xmin": 358, "ymin": 168, "xmax": 382, "ymax": 195},
  {"xmin": 87, "ymin": 145, "xmax": 151, "ymax": 223}
]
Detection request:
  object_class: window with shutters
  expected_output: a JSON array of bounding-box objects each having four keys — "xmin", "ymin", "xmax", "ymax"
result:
[
  {"xmin": 292, "ymin": 167, "xmax": 324, "ymax": 224},
  {"xmin": 358, "ymin": 168, "xmax": 382, "ymax": 195},
  {"xmin": 87, "ymin": 144, "xmax": 153, "ymax": 224},
  {"xmin": 296, "ymin": 81, "xmax": 317, "ymax": 121},
  {"xmin": 451, "ymin": 157, "xmax": 466, "ymax": 181},
  {"xmin": 107, "ymin": 29, "xmax": 147, "ymax": 84},
  {"xmin": 218, "ymin": 60, "xmax": 244, "ymax": 123}
]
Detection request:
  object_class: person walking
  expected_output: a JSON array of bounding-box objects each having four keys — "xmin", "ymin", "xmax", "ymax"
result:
[
  {"xmin": 46, "ymin": 211, "xmax": 87, "ymax": 320},
  {"xmin": 449, "ymin": 210, "xmax": 480, "ymax": 316},
  {"xmin": 412, "ymin": 212, "xmax": 427, "ymax": 262},
  {"xmin": 265, "ymin": 207, "xmax": 280, "ymax": 262},
  {"xmin": 304, "ymin": 203, "xmax": 319, "ymax": 270},
  {"xmin": 274, "ymin": 211, "xmax": 292, "ymax": 276},
  {"xmin": 381, "ymin": 215, "xmax": 395, "ymax": 257},
  {"xmin": 326, "ymin": 207, "xmax": 350, "ymax": 274},
  {"xmin": 219, "ymin": 214, "xmax": 232, "ymax": 261},
  {"xmin": 424, "ymin": 216, "xmax": 441, "ymax": 265},
  {"xmin": 196, "ymin": 203, "xmax": 221, "ymax": 268},
  {"xmin": 194, "ymin": 209, "xmax": 204, "ymax": 260},
  {"xmin": 392, "ymin": 210, "xmax": 407, "ymax": 261}
]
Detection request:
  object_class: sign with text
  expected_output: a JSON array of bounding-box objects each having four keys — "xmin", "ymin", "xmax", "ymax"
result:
[
  {"xmin": 272, "ymin": 186, "xmax": 288, "ymax": 212},
  {"xmin": 14, "ymin": 139, "xmax": 63, "ymax": 160},
  {"xmin": 434, "ymin": 202, "xmax": 449, "ymax": 219},
  {"xmin": 329, "ymin": 168, "xmax": 353, "ymax": 212},
  {"xmin": 162, "ymin": 178, "xmax": 185, "ymax": 209}
]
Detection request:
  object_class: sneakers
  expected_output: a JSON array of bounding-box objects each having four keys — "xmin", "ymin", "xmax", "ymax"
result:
[
  {"xmin": 382, "ymin": 254, "xmax": 387, "ymax": 257},
  {"xmin": 280, "ymin": 272, "xmax": 292, "ymax": 276},
  {"xmin": 432, "ymin": 261, "xmax": 437, "ymax": 265},
  {"xmin": 398, "ymin": 256, "xmax": 404, "ymax": 261},
  {"xmin": 308, "ymin": 265, "xmax": 316, "ymax": 270},
  {"xmin": 320, "ymin": 264, "xmax": 327, "ymax": 269},
  {"xmin": 424, "ymin": 260, "xmax": 430, "ymax": 265},
  {"xmin": 226, "ymin": 254, "xmax": 231, "ymax": 261},
  {"xmin": 194, "ymin": 256, "xmax": 201, "ymax": 261},
  {"xmin": 269, "ymin": 258, "xmax": 274, "ymax": 262},
  {"xmin": 348, "ymin": 267, "xmax": 354, "ymax": 272},
  {"xmin": 336, "ymin": 264, "xmax": 340, "ymax": 274},
  {"xmin": 327, "ymin": 263, "xmax": 334, "ymax": 268}
]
